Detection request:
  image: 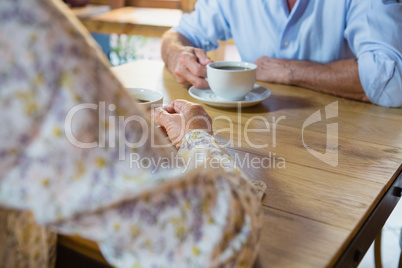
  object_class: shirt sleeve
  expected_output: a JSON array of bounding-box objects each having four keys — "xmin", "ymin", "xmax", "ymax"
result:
[
  {"xmin": 345, "ymin": 0, "xmax": 402, "ymax": 107},
  {"xmin": 173, "ymin": 0, "xmax": 232, "ymax": 51},
  {"xmin": 0, "ymin": 0, "xmax": 264, "ymax": 267}
]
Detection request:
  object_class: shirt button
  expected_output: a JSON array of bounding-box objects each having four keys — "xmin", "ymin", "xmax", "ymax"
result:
[{"xmin": 284, "ymin": 41, "xmax": 289, "ymax": 46}]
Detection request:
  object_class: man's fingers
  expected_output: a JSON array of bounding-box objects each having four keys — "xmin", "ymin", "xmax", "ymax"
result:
[
  {"xmin": 175, "ymin": 61, "xmax": 209, "ymax": 89},
  {"xmin": 185, "ymin": 48, "xmax": 211, "ymax": 80},
  {"xmin": 185, "ymin": 58, "xmax": 208, "ymax": 78},
  {"xmin": 179, "ymin": 65, "xmax": 209, "ymax": 88},
  {"xmin": 178, "ymin": 51, "xmax": 207, "ymax": 78},
  {"xmin": 194, "ymin": 48, "xmax": 213, "ymax": 66}
]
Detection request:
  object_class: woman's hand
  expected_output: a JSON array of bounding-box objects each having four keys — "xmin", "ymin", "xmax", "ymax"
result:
[{"xmin": 151, "ymin": 100, "xmax": 213, "ymax": 149}]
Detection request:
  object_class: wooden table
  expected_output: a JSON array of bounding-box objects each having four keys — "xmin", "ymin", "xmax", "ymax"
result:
[
  {"xmin": 77, "ymin": 6, "xmax": 182, "ymax": 37},
  {"xmin": 58, "ymin": 60, "xmax": 402, "ymax": 267}
]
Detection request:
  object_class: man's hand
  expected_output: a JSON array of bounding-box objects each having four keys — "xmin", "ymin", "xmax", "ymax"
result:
[
  {"xmin": 151, "ymin": 100, "xmax": 213, "ymax": 149},
  {"xmin": 172, "ymin": 47, "xmax": 213, "ymax": 89},
  {"xmin": 255, "ymin": 56, "xmax": 293, "ymax": 84},
  {"xmin": 161, "ymin": 30, "xmax": 213, "ymax": 89}
]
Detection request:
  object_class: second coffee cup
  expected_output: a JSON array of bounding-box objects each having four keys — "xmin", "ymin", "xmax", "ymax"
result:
[{"xmin": 206, "ymin": 61, "xmax": 257, "ymax": 101}]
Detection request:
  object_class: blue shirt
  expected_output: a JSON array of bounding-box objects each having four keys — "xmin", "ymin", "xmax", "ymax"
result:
[{"xmin": 174, "ymin": 0, "xmax": 402, "ymax": 107}]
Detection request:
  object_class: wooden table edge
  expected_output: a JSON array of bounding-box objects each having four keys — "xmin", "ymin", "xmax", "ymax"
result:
[
  {"xmin": 332, "ymin": 164, "xmax": 402, "ymax": 267},
  {"xmin": 58, "ymin": 234, "xmax": 110, "ymax": 265}
]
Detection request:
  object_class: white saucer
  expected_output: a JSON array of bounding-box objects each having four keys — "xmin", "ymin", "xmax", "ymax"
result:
[{"xmin": 189, "ymin": 84, "xmax": 271, "ymax": 108}]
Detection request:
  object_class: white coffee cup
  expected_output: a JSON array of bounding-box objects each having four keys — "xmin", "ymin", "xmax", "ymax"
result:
[
  {"xmin": 126, "ymin": 87, "xmax": 163, "ymax": 109},
  {"xmin": 206, "ymin": 61, "xmax": 257, "ymax": 101}
]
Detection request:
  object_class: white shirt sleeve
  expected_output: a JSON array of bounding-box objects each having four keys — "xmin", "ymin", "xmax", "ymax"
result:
[
  {"xmin": 173, "ymin": 0, "xmax": 233, "ymax": 51},
  {"xmin": 345, "ymin": 0, "xmax": 402, "ymax": 107}
]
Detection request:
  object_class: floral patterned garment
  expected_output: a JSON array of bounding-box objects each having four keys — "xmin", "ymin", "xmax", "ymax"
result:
[{"xmin": 0, "ymin": 0, "xmax": 266, "ymax": 267}]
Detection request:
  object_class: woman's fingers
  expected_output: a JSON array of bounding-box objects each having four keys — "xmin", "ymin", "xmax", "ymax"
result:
[
  {"xmin": 151, "ymin": 107, "xmax": 171, "ymax": 127},
  {"xmin": 151, "ymin": 107, "xmax": 183, "ymax": 145},
  {"xmin": 151, "ymin": 100, "xmax": 213, "ymax": 148},
  {"xmin": 168, "ymin": 99, "xmax": 193, "ymax": 114}
]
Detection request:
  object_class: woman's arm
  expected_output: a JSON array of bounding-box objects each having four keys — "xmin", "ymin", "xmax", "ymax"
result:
[{"xmin": 0, "ymin": 1, "xmax": 264, "ymax": 267}]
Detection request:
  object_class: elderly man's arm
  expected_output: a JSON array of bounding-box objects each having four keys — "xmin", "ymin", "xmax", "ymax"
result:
[
  {"xmin": 256, "ymin": 1, "xmax": 402, "ymax": 108},
  {"xmin": 255, "ymin": 57, "xmax": 369, "ymax": 102}
]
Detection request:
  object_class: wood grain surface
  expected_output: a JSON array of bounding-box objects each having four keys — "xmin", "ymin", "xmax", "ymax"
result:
[{"xmin": 59, "ymin": 60, "xmax": 402, "ymax": 267}]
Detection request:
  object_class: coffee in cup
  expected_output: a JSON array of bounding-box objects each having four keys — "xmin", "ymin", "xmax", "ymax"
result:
[
  {"xmin": 126, "ymin": 87, "xmax": 163, "ymax": 109},
  {"xmin": 206, "ymin": 61, "xmax": 257, "ymax": 101}
]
